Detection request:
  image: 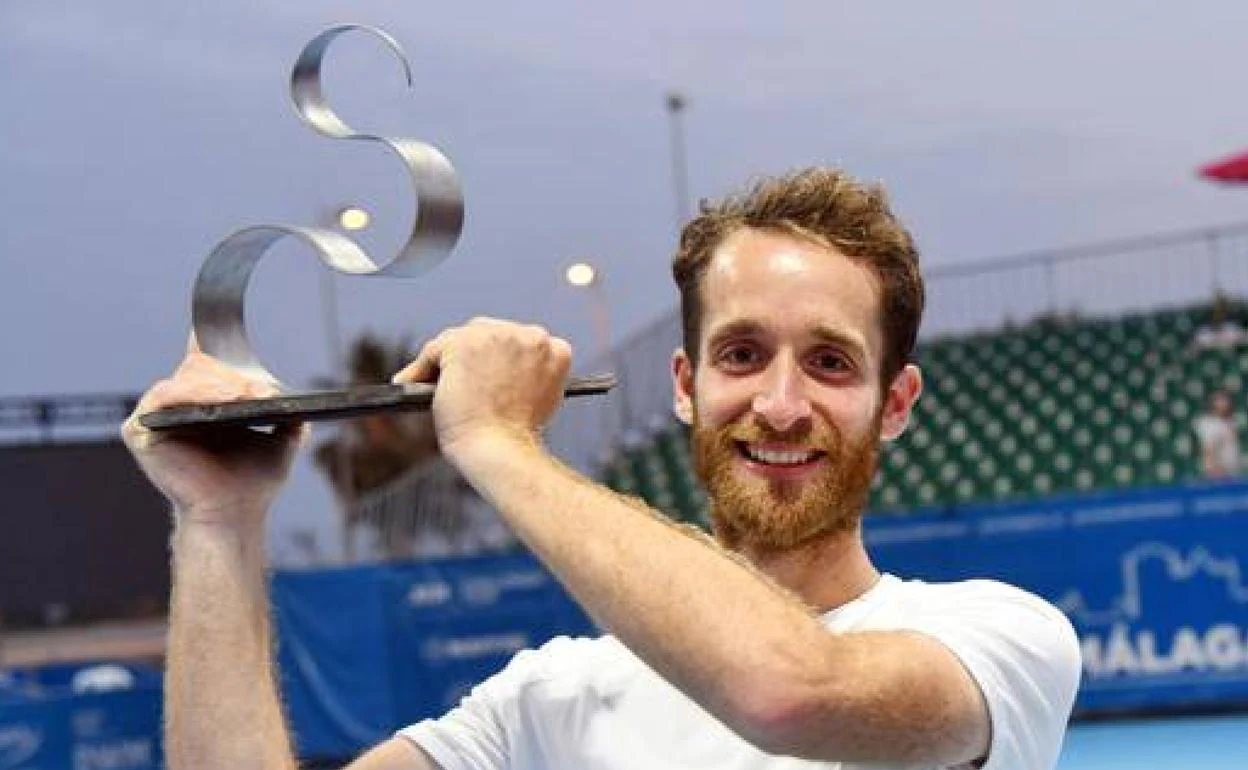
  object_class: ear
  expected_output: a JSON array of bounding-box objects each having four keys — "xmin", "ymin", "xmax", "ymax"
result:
[
  {"xmin": 880, "ymin": 364, "xmax": 922, "ymax": 442},
  {"xmin": 671, "ymin": 348, "xmax": 695, "ymax": 425}
]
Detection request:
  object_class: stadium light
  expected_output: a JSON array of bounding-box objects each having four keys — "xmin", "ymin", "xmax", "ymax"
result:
[
  {"xmin": 561, "ymin": 260, "xmax": 630, "ymax": 440},
  {"xmin": 320, "ymin": 204, "xmax": 372, "ymax": 380},
  {"xmin": 336, "ymin": 206, "xmax": 371, "ymax": 231},
  {"xmin": 565, "ymin": 261, "xmax": 597, "ymax": 288}
]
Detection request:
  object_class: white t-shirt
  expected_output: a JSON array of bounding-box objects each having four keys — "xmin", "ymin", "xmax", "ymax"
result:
[
  {"xmin": 399, "ymin": 574, "xmax": 1081, "ymax": 770},
  {"xmin": 1194, "ymin": 414, "xmax": 1240, "ymax": 476}
]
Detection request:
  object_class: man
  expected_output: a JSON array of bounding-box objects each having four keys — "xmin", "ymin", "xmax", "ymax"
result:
[
  {"xmin": 124, "ymin": 168, "xmax": 1080, "ymax": 770},
  {"xmin": 1195, "ymin": 389, "xmax": 1241, "ymax": 479}
]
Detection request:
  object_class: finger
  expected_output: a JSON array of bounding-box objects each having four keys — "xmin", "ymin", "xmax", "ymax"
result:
[
  {"xmin": 122, "ymin": 378, "xmax": 191, "ymax": 448},
  {"xmin": 550, "ymin": 336, "xmax": 573, "ymax": 370},
  {"xmin": 467, "ymin": 315, "xmax": 505, "ymax": 327},
  {"xmin": 243, "ymin": 378, "xmax": 282, "ymax": 400},
  {"xmin": 137, "ymin": 375, "xmax": 253, "ymax": 417},
  {"xmin": 392, "ymin": 330, "xmax": 453, "ymax": 384},
  {"xmin": 175, "ymin": 336, "xmax": 225, "ymax": 378},
  {"xmin": 174, "ymin": 340, "xmax": 276, "ymax": 392},
  {"xmin": 122, "ymin": 386, "xmax": 166, "ymax": 446}
]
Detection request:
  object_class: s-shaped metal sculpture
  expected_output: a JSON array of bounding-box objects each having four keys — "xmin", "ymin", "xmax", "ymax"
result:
[{"xmin": 143, "ymin": 25, "xmax": 613, "ymax": 431}]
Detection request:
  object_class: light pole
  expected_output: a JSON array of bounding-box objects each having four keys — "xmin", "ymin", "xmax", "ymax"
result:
[
  {"xmin": 665, "ymin": 91, "xmax": 692, "ymax": 232},
  {"xmin": 317, "ymin": 205, "xmax": 370, "ymax": 563},
  {"xmin": 564, "ymin": 260, "xmax": 631, "ymax": 448},
  {"xmin": 319, "ymin": 205, "xmax": 371, "ymax": 378},
  {"xmin": 564, "ymin": 262, "xmax": 611, "ymax": 366}
]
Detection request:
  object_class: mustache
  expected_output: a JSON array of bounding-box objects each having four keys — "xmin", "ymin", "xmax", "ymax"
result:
[{"xmin": 721, "ymin": 420, "xmax": 840, "ymax": 450}]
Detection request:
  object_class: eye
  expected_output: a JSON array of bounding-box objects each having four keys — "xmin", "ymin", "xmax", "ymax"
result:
[
  {"xmin": 715, "ymin": 342, "xmax": 763, "ymax": 372},
  {"xmin": 808, "ymin": 348, "xmax": 851, "ymax": 374}
]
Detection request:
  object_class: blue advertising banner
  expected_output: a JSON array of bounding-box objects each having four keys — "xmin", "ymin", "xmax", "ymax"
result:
[
  {"xmin": 270, "ymin": 481, "xmax": 1248, "ymax": 757},
  {"xmin": 272, "ymin": 565, "xmax": 398, "ymax": 757},
  {"xmin": 383, "ymin": 554, "xmax": 595, "ymax": 721},
  {"xmin": 864, "ymin": 481, "xmax": 1248, "ymax": 713},
  {"xmin": 272, "ymin": 552, "xmax": 594, "ymax": 759},
  {"xmin": 0, "ymin": 665, "xmax": 161, "ymax": 770}
]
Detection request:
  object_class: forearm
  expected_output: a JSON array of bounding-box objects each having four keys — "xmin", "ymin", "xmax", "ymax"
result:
[
  {"xmin": 459, "ymin": 436, "xmax": 989, "ymax": 764},
  {"xmin": 165, "ymin": 518, "xmax": 296, "ymax": 770},
  {"xmin": 456, "ymin": 434, "xmax": 834, "ymax": 734}
]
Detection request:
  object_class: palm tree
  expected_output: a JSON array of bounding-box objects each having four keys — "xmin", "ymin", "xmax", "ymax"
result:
[{"xmin": 312, "ymin": 332, "xmax": 515, "ymax": 562}]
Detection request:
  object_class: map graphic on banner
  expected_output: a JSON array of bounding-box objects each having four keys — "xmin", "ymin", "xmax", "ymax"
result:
[
  {"xmin": 1058, "ymin": 542, "xmax": 1248, "ymax": 689},
  {"xmin": 864, "ymin": 481, "xmax": 1248, "ymax": 713}
]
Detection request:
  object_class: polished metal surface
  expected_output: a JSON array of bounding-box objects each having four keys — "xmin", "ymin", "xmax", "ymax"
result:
[{"xmin": 192, "ymin": 24, "xmax": 464, "ymax": 386}]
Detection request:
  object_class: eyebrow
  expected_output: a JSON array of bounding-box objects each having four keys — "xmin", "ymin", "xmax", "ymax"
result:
[
  {"xmin": 705, "ymin": 319, "xmax": 767, "ymax": 352},
  {"xmin": 811, "ymin": 324, "xmax": 868, "ymax": 363}
]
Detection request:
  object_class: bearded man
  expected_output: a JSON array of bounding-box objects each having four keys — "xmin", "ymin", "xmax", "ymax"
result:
[{"xmin": 125, "ymin": 167, "xmax": 1080, "ymax": 770}]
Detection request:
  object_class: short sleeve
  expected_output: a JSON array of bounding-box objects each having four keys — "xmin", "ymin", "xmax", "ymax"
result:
[
  {"xmin": 911, "ymin": 582, "xmax": 1082, "ymax": 770},
  {"xmin": 396, "ymin": 635, "xmax": 601, "ymax": 770},
  {"xmin": 397, "ymin": 647, "xmax": 544, "ymax": 770}
]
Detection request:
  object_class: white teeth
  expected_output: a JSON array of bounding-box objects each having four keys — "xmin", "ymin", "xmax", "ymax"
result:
[{"xmin": 746, "ymin": 447, "xmax": 819, "ymax": 466}]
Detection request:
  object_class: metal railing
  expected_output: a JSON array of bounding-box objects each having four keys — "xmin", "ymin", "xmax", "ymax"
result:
[
  {"xmin": 0, "ymin": 394, "xmax": 138, "ymax": 444},
  {"xmin": 335, "ymin": 456, "xmax": 518, "ymax": 564}
]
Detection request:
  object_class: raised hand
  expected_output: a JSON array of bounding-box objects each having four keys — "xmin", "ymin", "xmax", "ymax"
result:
[
  {"xmin": 391, "ymin": 317, "xmax": 573, "ymax": 468},
  {"xmin": 122, "ymin": 336, "xmax": 306, "ymax": 530}
]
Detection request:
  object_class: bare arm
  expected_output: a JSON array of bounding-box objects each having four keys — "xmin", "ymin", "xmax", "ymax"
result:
[
  {"xmin": 164, "ymin": 518, "xmax": 296, "ymax": 770},
  {"xmin": 168, "ymin": 518, "xmax": 440, "ymax": 770},
  {"xmin": 346, "ymin": 738, "xmax": 440, "ymax": 770},
  {"xmin": 396, "ymin": 319, "xmax": 988, "ymax": 768},
  {"xmin": 125, "ymin": 342, "xmax": 437, "ymax": 770},
  {"xmin": 455, "ymin": 435, "xmax": 987, "ymax": 766}
]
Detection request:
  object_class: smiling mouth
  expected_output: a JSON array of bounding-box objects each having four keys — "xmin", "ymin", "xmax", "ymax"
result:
[{"xmin": 736, "ymin": 442, "xmax": 826, "ymax": 467}]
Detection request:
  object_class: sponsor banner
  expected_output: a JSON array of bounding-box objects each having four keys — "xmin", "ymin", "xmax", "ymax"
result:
[
  {"xmin": 273, "ymin": 552, "xmax": 593, "ymax": 758},
  {"xmin": 385, "ymin": 555, "xmax": 595, "ymax": 720},
  {"xmin": 273, "ymin": 566, "xmax": 396, "ymax": 757},
  {"xmin": 0, "ymin": 670, "xmax": 160, "ymax": 770},
  {"xmin": 865, "ymin": 481, "xmax": 1248, "ymax": 713}
]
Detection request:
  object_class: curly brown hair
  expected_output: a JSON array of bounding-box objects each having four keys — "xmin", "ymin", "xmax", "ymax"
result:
[{"xmin": 672, "ymin": 167, "xmax": 924, "ymax": 385}]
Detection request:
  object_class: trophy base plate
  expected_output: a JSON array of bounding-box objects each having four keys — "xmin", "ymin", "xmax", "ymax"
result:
[{"xmin": 139, "ymin": 373, "xmax": 616, "ymax": 431}]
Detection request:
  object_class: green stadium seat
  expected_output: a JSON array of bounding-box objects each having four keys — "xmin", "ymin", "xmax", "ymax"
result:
[{"xmin": 604, "ymin": 298, "xmax": 1245, "ymax": 519}]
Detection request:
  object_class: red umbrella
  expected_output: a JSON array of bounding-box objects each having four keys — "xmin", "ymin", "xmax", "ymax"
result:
[{"xmin": 1199, "ymin": 149, "xmax": 1248, "ymax": 183}]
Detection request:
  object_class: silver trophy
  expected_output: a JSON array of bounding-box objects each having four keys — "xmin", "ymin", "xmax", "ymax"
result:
[{"xmin": 143, "ymin": 25, "xmax": 613, "ymax": 431}]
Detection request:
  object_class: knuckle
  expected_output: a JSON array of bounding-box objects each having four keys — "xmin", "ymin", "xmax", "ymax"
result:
[
  {"xmin": 246, "ymin": 379, "xmax": 281, "ymax": 399},
  {"xmin": 120, "ymin": 417, "xmax": 142, "ymax": 443},
  {"xmin": 145, "ymin": 378, "xmax": 178, "ymax": 405},
  {"xmin": 520, "ymin": 325, "xmax": 548, "ymax": 348}
]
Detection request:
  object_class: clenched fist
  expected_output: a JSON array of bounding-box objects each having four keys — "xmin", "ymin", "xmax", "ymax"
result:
[
  {"xmin": 392, "ymin": 317, "xmax": 573, "ymax": 469},
  {"xmin": 122, "ymin": 336, "xmax": 306, "ymax": 531}
]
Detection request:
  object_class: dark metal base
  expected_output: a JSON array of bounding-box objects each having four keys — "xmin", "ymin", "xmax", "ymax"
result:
[{"xmin": 139, "ymin": 373, "xmax": 616, "ymax": 431}]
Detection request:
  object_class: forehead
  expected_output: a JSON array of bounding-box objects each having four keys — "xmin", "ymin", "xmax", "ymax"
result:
[{"xmin": 698, "ymin": 228, "xmax": 883, "ymax": 357}]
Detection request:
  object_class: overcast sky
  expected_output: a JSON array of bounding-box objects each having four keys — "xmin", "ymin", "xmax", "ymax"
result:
[{"xmin": 3, "ymin": 1, "xmax": 1246, "ymax": 558}]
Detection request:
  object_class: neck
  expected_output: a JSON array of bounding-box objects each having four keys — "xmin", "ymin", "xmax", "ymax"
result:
[{"xmin": 735, "ymin": 526, "xmax": 880, "ymax": 614}]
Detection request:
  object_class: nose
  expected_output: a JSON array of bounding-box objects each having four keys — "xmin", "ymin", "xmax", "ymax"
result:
[{"xmin": 751, "ymin": 354, "xmax": 812, "ymax": 433}]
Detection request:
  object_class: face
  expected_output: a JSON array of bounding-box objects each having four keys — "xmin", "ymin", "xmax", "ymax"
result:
[
  {"xmin": 672, "ymin": 228, "xmax": 921, "ymax": 552},
  {"xmin": 1213, "ymin": 393, "xmax": 1233, "ymax": 418}
]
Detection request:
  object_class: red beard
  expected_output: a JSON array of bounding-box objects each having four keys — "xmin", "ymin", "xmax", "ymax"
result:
[{"xmin": 691, "ymin": 409, "xmax": 881, "ymax": 552}]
